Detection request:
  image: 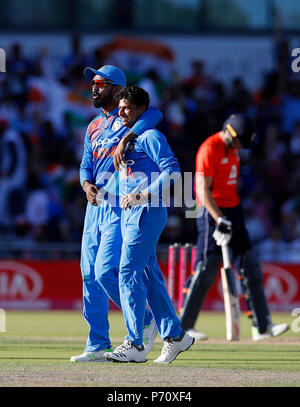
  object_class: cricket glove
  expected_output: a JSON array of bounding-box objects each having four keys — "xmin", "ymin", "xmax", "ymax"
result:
[{"xmin": 213, "ymin": 217, "xmax": 232, "ymax": 246}]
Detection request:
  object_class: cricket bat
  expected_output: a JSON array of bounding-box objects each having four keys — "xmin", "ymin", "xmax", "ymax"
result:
[{"xmin": 221, "ymin": 244, "xmax": 240, "ymax": 341}]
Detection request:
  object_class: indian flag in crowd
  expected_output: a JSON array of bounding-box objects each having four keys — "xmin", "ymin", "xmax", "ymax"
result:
[{"xmin": 99, "ymin": 36, "xmax": 174, "ymax": 82}]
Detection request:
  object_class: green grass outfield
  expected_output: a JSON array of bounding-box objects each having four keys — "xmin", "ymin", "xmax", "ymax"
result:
[{"xmin": 0, "ymin": 310, "xmax": 300, "ymax": 388}]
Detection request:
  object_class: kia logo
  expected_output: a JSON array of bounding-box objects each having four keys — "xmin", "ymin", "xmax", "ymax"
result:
[
  {"xmin": 262, "ymin": 264, "xmax": 298, "ymax": 304},
  {"xmin": 217, "ymin": 263, "xmax": 298, "ymax": 304},
  {"xmin": 0, "ymin": 261, "xmax": 43, "ymax": 301}
]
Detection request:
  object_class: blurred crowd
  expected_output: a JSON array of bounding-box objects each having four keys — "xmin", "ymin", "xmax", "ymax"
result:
[{"xmin": 0, "ymin": 35, "xmax": 299, "ymax": 262}]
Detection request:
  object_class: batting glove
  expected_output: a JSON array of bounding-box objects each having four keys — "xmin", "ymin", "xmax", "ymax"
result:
[{"xmin": 213, "ymin": 217, "xmax": 233, "ymax": 246}]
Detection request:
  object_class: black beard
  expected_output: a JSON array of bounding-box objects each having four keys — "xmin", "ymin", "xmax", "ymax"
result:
[
  {"xmin": 93, "ymin": 87, "xmax": 114, "ymax": 108},
  {"xmin": 93, "ymin": 96, "xmax": 103, "ymax": 108}
]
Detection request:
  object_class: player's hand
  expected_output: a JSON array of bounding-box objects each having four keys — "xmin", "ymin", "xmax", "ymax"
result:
[
  {"xmin": 113, "ymin": 139, "xmax": 127, "ymax": 171},
  {"xmin": 121, "ymin": 193, "xmax": 146, "ymax": 210},
  {"xmin": 83, "ymin": 182, "xmax": 99, "ymax": 206},
  {"xmin": 213, "ymin": 217, "xmax": 232, "ymax": 246},
  {"xmin": 95, "ymin": 190, "xmax": 103, "ymax": 206}
]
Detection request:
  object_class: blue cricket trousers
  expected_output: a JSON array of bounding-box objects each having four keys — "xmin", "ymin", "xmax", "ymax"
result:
[
  {"xmin": 119, "ymin": 205, "xmax": 182, "ymax": 346},
  {"xmin": 80, "ymin": 201, "xmax": 153, "ymax": 352}
]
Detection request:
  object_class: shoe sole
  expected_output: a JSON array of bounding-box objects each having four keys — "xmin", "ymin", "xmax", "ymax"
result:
[
  {"xmin": 273, "ymin": 325, "xmax": 289, "ymax": 337},
  {"xmin": 70, "ymin": 359, "xmax": 109, "ymax": 363},
  {"xmin": 104, "ymin": 356, "xmax": 147, "ymax": 363},
  {"xmin": 252, "ymin": 335, "xmax": 271, "ymax": 342},
  {"xmin": 154, "ymin": 337, "xmax": 195, "ymax": 364},
  {"xmin": 253, "ymin": 325, "xmax": 290, "ymax": 341},
  {"xmin": 189, "ymin": 334, "xmax": 208, "ymax": 341},
  {"xmin": 195, "ymin": 335, "xmax": 208, "ymax": 341}
]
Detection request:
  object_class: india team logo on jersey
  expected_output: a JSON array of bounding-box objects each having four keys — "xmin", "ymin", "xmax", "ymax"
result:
[{"xmin": 112, "ymin": 119, "xmax": 122, "ymax": 131}]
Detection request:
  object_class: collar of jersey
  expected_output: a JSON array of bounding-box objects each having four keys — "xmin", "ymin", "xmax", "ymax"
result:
[{"xmin": 99, "ymin": 107, "xmax": 119, "ymax": 118}]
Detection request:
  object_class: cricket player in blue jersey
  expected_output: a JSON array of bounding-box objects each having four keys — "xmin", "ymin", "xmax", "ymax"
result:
[
  {"xmin": 71, "ymin": 66, "xmax": 161, "ymax": 363},
  {"xmin": 104, "ymin": 85, "xmax": 195, "ymax": 364}
]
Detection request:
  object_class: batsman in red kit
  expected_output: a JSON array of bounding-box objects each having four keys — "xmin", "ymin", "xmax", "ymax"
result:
[{"xmin": 180, "ymin": 114, "xmax": 289, "ymax": 341}]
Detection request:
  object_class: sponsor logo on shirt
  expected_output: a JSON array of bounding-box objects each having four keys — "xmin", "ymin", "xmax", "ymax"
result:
[
  {"xmin": 92, "ymin": 136, "xmax": 121, "ymax": 150},
  {"xmin": 93, "ymin": 146, "xmax": 117, "ymax": 160}
]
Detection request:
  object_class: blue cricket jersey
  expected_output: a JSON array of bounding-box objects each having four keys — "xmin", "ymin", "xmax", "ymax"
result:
[
  {"xmin": 117, "ymin": 128, "xmax": 181, "ymax": 205},
  {"xmin": 80, "ymin": 107, "xmax": 163, "ymax": 202}
]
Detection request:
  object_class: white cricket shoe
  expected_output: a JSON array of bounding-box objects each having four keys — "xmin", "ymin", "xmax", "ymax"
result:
[
  {"xmin": 252, "ymin": 323, "xmax": 289, "ymax": 342},
  {"xmin": 143, "ymin": 318, "xmax": 158, "ymax": 355},
  {"xmin": 187, "ymin": 328, "xmax": 208, "ymax": 341},
  {"xmin": 154, "ymin": 331, "xmax": 195, "ymax": 364},
  {"xmin": 70, "ymin": 347, "xmax": 113, "ymax": 362},
  {"xmin": 104, "ymin": 340, "xmax": 147, "ymax": 363}
]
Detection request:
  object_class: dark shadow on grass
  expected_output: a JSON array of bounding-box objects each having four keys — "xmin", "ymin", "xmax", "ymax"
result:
[
  {"xmin": 190, "ymin": 348, "xmax": 300, "ymax": 353},
  {"xmin": 196, "ymin": 359, "xmax": 300, "ymax": 363},
  {"xmin": 0, "ymin": 357, "xmax": 70, "ymax": 360}
]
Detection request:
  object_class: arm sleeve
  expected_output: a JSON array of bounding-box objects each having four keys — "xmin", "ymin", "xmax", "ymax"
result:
[
  {"xmin": 130, "ymin": 106, "xmax": 162, "ymax": 135},
  {"xmin": 196, "ymin": 143, "xmax": 216, "ymax": 178},
  {"xmin": 139, "ymin": 131, "xmax": 181, "ymax": 196},
  {"xmin": 79, "ymin": 129, "xmax": 93, "ymax": 186}
]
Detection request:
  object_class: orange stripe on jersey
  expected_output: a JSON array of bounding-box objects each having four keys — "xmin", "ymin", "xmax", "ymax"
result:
[
  {"xmin": 111, "ymin": 146, "xmax": 117, "ymax": 156},
  {"xmin": 88, "ymin": 115, "xmax": 115, "ymax": 143},
  {"xmin": 88, "ymin": 116, "xmax": 105, "ymax": 141},
  {"xmin": 195, "ymin": 132, "xmax": 240, "ymax": 208}
]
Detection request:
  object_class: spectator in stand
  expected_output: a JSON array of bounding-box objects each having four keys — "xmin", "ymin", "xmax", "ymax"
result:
[
  {"xmin": 0, "ymin": 121, "xmax": 27, "ymax": 228},
  {"xmin": 0, "ymin": 37, "xmax": 299, "ymax": 264},
  {"xmin": 227, "ymin": 77, "xmax": 251, "ymax": 114},
  {"xmin": 138, "ymin": 69, "xmax": 161, "ymax": 108},
  {"xmin": 290, "ymin": 121, "xmax": 300, "ymax": 156},
  {"xmin": 257, "ymin": 228, "xmax": 288, "ymax": 263},
  {"xmin": 5, "ymin": 43, "xmax": 31, "ymax": 108},
  {"xmin": 184, "ymin": 60, "xmax": 212, "ymax": 101}
]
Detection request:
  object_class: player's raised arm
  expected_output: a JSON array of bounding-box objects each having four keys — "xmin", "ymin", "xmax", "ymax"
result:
[
  {"xmin": 113, "ymin": 106, "xmax": 163, "ymax": 171},
  {"xmin": 138, "ymin": 129, "xmax": 181, "ymax": 199}
]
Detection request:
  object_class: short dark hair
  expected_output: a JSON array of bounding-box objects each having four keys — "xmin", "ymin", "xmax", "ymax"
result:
[{"xmin": 116, "ymin": 84, "xmax": 149, "ymax": 109}]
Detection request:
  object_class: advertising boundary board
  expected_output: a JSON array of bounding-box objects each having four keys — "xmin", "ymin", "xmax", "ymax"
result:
[{"xmin": 0, "ymin": 260, "xmax": 299, "ymax": 312}]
